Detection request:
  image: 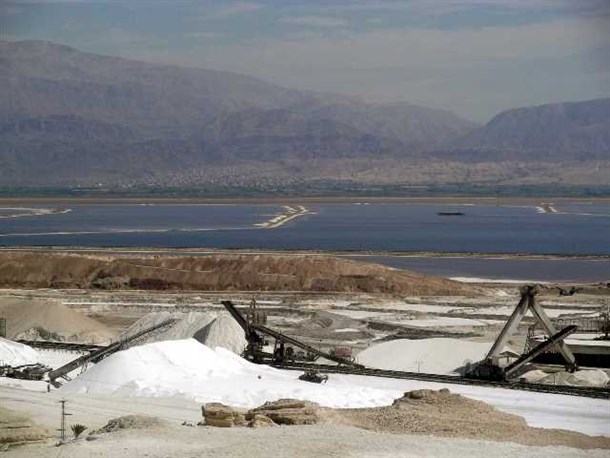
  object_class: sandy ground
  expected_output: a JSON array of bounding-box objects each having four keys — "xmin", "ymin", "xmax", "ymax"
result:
[
  {"xmin": 1, "ymin": 386, "xmax": 608, "ymax": 458},
  {"xmin": 8, "ymin": 423, "xmax": 610, "ymax": 458}
]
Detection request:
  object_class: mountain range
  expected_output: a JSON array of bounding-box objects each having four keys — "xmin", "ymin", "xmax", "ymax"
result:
[{"xmin": 1, "ymin": 40, "xmax": 608, "ymax": 189}]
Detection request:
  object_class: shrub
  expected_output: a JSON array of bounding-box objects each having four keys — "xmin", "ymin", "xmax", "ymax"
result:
[{"xmin": 71, "ymin": 424, "xmax": 87, "ymax": 439}]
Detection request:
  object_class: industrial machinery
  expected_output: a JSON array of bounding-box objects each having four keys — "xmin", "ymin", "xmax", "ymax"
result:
[
  {"xmin": 47, "ymin": 317, "xmax": 178, "ymax": 385},
  {"xmin": 222, "ymin": 300, "xmax": 363, "ymax": 369},
  {"xmin": 298, "ymin": 370, "xmax": 329, "ymax": 384},
  {"xmin": 526, "ymin": 305, "xmax": 610, "ymax": 367},
  {"xmin": 221, "ymin": 296, "xmax": 609, "ymax": 399},
  {"xmin": 0, "ymin": 318, "xmax": 177, "ymax": 386},
  {"xmin": 466, "ymin": 284, "xmax": 578, "ymax": 381},
  {"xmin": 0, "ymin": 363, "xmax": 51, "ymax": 380}
]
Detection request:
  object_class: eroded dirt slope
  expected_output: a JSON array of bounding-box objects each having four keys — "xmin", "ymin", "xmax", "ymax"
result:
[{"xmin": 0, "ymin": 252, "xmax": 474, "ymax": 295}]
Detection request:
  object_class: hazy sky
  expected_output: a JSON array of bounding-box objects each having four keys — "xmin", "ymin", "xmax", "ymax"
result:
[{"xmin": 2, "ymin": 0, "xmax": 609, "ymax": 121}]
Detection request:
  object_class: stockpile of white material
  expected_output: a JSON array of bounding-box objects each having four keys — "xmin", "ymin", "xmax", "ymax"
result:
[
  {"xmin": 0, "ymin": 337, "xmax": 39, "ymax": 366},
  {"xmin": 123, "ymin": 311, "xmax": 246, "ymax": 355},
  {"xmin": 193, "ymin": 314, "xmax": 246, "ymax": 355},
  {"xmin": 521, "ymin": 369, "xmax": 609, "ymax": 387},
  {"xmin": 356, "ymin": 338, "xmax": 492, "ymax": 375},
  {"xmin": 60, "ymin": 339, "xmax": 401, "ymax": 408},
  {"xmin": 0, "ymin": 298, "xmax": 116, "ymax": 344}
]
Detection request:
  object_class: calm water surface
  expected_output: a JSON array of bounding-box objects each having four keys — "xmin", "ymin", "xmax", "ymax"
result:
[{"xmin": 1, "ymin": 202, "xmax": 608, "ymax": 281}]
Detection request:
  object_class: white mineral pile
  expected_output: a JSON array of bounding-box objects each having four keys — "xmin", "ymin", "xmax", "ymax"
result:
[
  {"xmin": 0, "ymin": 337, "xmax": 39, "ymax": 366},
  {"xmin": 0, "ymin": 298, "xmax": 116, "ymax": 344},
  {"xmin": 356, "ymin": 338, "xmax": 494, "ymax": 375},
  {"xmin": 60, "ymin": 339, "xmax": 401, "ymax": 408},
  {"xmin": 521, "ymin": 369, "xmax": 609, "ymax": 387},
  {"xmin": 123, "ymin": 311, "xmax": 246, "ymax": 354}
]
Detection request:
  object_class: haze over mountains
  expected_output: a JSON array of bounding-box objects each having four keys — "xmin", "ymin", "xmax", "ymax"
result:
[{"xmin": 1, "ymin": 40, "xmax": 608, "ymax": 189}]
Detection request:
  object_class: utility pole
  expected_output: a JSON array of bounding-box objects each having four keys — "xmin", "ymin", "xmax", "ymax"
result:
[{"xmin": 58, "ymin": 400, "xmax": 72, "ymax": 442}]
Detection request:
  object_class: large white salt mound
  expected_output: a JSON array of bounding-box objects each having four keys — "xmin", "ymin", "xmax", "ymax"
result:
[
  {"xmin": 123, "ymin": 311, "xmax": 246, "ymax": 354},
  {"xmin": 193, "ymin": 314, "xmax": 246, "ymax": 355},
  {"xmin": 356, "ymin": 338, "xmax": 492, "ymax": 375},
  {"xmin": 60, "ymin": 339, "xmax": 401, "ymax": 409},
  {"xmin": 0, "ymin": 337, "xmax": 39, "ymax": 366},
  {"xmin": 541, "ymin": 369, "xmax": 609, "ymax": 387}
]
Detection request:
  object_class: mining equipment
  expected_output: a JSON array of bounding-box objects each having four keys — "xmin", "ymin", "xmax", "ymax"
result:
[
  {"xmin": 0, "ymin": 318, "xmax": 177, "ymax": 386},
  {"xmin": 298, "ymin": 370, "xmax": 329, "ymax": 384},
  {"xmin": 222, "ymin": 292, "xmax": 609, "ymax": 399},
  {"xmin": 0, "ymin": 363, "xmax": 51, "ymax": 380},
  {"xmin": 221, "ymin": 300, "xmax": 363, "ymax": 369},
  {"xmin": 526, "ymin": 305, "xmax": 610, "ymax": 368},
  {"xmin": 466, "ymin": 284, "xmax": 578, "ymax": 381}
]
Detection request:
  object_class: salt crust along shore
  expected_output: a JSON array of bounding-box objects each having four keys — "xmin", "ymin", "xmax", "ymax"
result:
[
  {"xmin": 0, "ymin": 207, "xmax": 71, "ymax": 219},
  {"xmin": 254, "ymin": 205, "xmax": 314, "ymax": 228}
]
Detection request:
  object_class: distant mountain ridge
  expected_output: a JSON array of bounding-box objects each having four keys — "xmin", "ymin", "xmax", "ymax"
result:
[
  {"xmin": 0, "ymin": 40, "xmax": 608, "ymax": 188},
  {"xmin": 441, "ymin": 98, "xmax": 610, "ymax": 161}
]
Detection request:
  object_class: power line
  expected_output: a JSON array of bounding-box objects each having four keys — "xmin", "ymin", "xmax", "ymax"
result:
[{"xmin": 58, "ymin": 399, "xmax": 72, "ymax": 442}]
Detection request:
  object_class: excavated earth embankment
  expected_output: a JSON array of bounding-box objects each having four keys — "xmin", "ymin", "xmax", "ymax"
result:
[{"xmin": 0, "ymin": 252, "xmax": 474, "ymax": 295}]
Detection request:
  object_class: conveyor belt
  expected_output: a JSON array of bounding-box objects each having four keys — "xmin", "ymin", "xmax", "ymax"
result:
[
  {"xmin": 272, "ymin": 362, "xmax": 610, "ymax": 399},
  {"xmin": 47, "ymin": 318, "xmax": 177, "ymax": 383},
  {"xmin": 17, "ymin": 340, "xmax": 106, "ymax": 352}
]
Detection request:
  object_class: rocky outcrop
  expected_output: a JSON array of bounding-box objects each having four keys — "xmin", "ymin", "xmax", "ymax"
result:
[
  {"xmin": 201, "ymin": 399, "xmax": 320, "ymax": 428},
  {"xmin": 93, "ymin": 415, "xmax": 166, "ymax": 434},
  {"xmin": 245, "ymin": 399, "xmax": 320, "ymax": 426},
  {"xmin": 202, "ymin": 403, "xmax": 247, "ymax": 428},
  {"xmin": 248, "ymin": 414, "xmax": 276, "ymax": 428}
]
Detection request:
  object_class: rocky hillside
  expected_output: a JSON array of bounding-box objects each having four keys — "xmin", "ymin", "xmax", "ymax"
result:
[
  {"xmin": 440, "ymin": 98, "xmax": 610, "ymax": 161},
  {"xmin": 0, "ymin": 40, "xmax": 476, "ymax": 186},
  {"xmin": 0, "ymin": 252, "xmax": 474, "ymax": 295}
]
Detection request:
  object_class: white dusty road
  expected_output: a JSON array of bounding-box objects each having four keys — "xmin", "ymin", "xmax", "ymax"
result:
[{"xmin": 0, "ymin": 385, "xmax": 607, "ymax": 458}]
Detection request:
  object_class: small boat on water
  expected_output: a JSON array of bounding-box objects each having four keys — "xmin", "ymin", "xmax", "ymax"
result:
[{"xmin": 437, "ymin": 211, "xmax": 464, "ymax": 216}]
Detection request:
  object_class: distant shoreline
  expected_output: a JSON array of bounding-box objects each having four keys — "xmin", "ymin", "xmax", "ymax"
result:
[
  {"xmin": 0, "ymin": 196, "xmax": 608, "ymax": 205},
  {"xmin": 0, "ymin": 246, "xmax": 607, "ymax": 260}
]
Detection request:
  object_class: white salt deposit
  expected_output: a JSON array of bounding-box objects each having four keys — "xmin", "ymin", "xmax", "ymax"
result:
[
  {"xmin": 395, "ymin": 317, "xmax": 488, "ymax": 328},
  {"xmin": 460, "ymin": 306, "xmax": 586, "ymax": 318},
  {"xmin": 541, "ymin": 370, "xmax": 610, "ymax": 387},
  {"xmin": 60, "ymin": 338, "xmax": 400, "ymax": 409},
  {"xmin": 374, "ymin": 303, "xmax": 468, "ymax": 314},
  {"xmin": 193, "ymin": 314, "xmax": 246, "ymax": 355},
  {"xmin": 123, "ymin": 311, "xmax": 246, "ymax": 354},
  {"xmin": 519, "ymin": 369, "xmax": 548, "ymax": 383},
  {"xmin": 521, "ymin": 369, "xmax": 609, "ymax": 387},
  {"xmin": 0, "ymin": 337, "xmax": 39, "ymax": 366},
  {"xmin": 330, "ymin": 310, "xmax": 389, "ymax": 319},
  {"xmin": 357, "ymin": 338, "xmax": 493, "ymax": 374}
]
